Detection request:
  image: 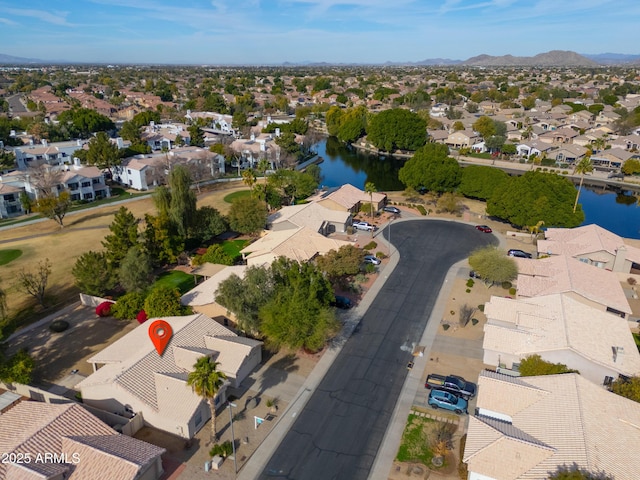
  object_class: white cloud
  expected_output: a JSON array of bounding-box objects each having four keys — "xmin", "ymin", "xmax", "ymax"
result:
[{"xmin": 1, "ymin": 7, "xmax": 72, "ymax": 26}]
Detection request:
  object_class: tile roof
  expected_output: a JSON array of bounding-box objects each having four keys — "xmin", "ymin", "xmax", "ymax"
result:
[
  {"xmin": 181, "ymin": 265, "xmax": 247, "ymax": 306},
  {"xmin": 0, "ymin": 402, "xmax": 164, "ymax": 480},
  {"xmin": 78, "ymin": 314, "xmax": 261, "ymax": 424},
  {"xmin": 515, "ymin": 255, "xmax": 631, "ymax": 314},
  {"xmin": 483, "ymin": 294, "xmax": 640, "ymax": 376},
  {"xmin": 318, "ymin": 183, "xmax": 386, "ymax": 210},
  {"xmin": 464, "ymin": 371, "xmax": 640, "ymax": 480},
  {"xmin": 268, "ymin": 202, "xmax": 350, "ymax": 231},
  {"xmin": 240, "ymin": 226, "xmax": 351, "ymax": 266},
  {"xmin": 538, "ymin": 224, "xmax": 640, "ymax": 265}
]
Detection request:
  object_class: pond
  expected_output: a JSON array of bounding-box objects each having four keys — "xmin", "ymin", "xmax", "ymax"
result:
[{"xmin": 312, "ymin": 138, "xmax": 640, "ymax": 239}]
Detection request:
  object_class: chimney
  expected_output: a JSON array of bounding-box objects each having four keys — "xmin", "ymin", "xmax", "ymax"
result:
[
  {"xmin": 250, "ymin": 133, "xmax": 255, "ymax": 141},
  {"xmin": 613, "ymin": 245, "xmax": 627, "ymax": 272},
  {"xmin": 41, "ymin": 139, "xmax": 48, "ymax": 147},
  {"xmin": 612, "ymin": 346, "xmax": 625, "ymax": 363}
]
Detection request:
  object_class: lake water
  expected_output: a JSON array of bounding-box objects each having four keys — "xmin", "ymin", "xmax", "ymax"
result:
[{"xmin": 312, "ymin": 138, "xmax": 640, "ymax": 240}]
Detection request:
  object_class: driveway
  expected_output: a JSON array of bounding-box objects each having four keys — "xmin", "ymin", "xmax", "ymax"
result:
[{"xmin": 258, "ymin": 220, "xmax": 497, "ymax": 480}]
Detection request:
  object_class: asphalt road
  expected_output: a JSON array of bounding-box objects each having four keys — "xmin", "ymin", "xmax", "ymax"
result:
[{"xmin": 259, "ymin": 220, "xmax": 497, "ymax": 480}]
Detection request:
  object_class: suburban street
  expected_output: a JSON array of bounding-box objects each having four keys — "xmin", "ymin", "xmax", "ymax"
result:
[{"xmin": 258, "ymin": 220, "xmax": 497, "ymax": 480}]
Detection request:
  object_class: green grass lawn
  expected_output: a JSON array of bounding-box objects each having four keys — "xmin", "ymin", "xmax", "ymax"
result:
[
  {"xmin": 0, "ymin": 249, "xmax": 23, "ymax": 266},
  {"xmin": 396, "ymin": 414, "xmax": 435, "ymax": 464},
  {"xmin": 222, "ymin": 239, "xmax": 250, "ymax": 260},
  {"xmin": 153, "ymin": 270, "xmax": 196, "ymax": 294},
  {"xmin": 223, "ymin": 190, "xmax": 251, "ymax": 204}
]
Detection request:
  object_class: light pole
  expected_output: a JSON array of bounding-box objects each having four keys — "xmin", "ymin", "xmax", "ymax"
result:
[{"xmin": 228, "ymin": 401, "xmax": 237, "ymax": 475}]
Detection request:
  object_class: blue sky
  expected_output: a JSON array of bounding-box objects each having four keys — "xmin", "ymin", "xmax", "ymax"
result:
[{"xmin": 1, "ymin": 0, "xmax": 638, "ymax": 64}]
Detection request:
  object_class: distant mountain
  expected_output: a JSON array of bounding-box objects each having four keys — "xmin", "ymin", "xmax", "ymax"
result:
[
  {"xmin": 582, "ymin": 53, "xmax": 640, "ymax": 65},
  {"xmin": 415, "ymin": 58, "xmax": 462, "ymax": 66},
  {"xmin": 0, "ymin": 53, "xmax": 44, "ymax": 64},
  {"xmin": 462, "ymin": 50, "xmax": 598, "ymax": 67}
]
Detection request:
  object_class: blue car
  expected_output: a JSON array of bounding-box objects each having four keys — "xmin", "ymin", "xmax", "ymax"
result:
[{"xmin": 428, "ymin": 389, "xmax": 467, "ymax": 414}]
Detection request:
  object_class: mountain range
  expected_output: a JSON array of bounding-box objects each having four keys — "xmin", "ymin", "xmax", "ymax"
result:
[{"xmin": 1, "ymin": 51, "xmax": 640, "ymax": 66}]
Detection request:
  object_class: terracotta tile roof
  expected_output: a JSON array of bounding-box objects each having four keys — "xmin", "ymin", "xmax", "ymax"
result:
[
  {"xmin": 268, "ymin": 202, "xmax": 350, "ymax": 231},
  {"xmin": 318, "ymin": 183, "xmax": 386, "ymax": 210},
  {"xmin": 464, "ymin": 371, "xmax": 640, "ymax": 480},
  {"xmin": 484, "ymin": 294, "xmax": 640, "ymax": 376},
  {"xmin": 0, "ymin": 402, "xmax": 164, "ymax": 480},
  {"xmin": 181, "ymin": 265, "xmax": 247, "ymax": 306},
  {"xmin": 515, "ymin": 255, "xmax": 631, "ymax": 314}
]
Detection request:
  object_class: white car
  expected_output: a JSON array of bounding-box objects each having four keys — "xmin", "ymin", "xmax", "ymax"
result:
[
  {"xmin": 364, "ymin": 254, "xmax": 381, "ymax": 265},
  {"xmin": 352, "ymin": 221, "xmax": 375, "ymax": 231}
]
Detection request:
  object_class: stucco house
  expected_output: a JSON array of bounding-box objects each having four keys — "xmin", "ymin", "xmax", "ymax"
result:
[
  {"xmin": 115, "ymin": 155, "xmax": 167, "ymax": 190},
  {"xmin": 78, "ymin": 314, "xmax": 262, "ymax": 439},
  {"xmin": 445, "ymin": 129, "xmax": 480, "ymax": 149},
  {"xmin": 514, "ymin": 254, "xmax": 632, "ymax": 318},
  {"xmin": 482, "ymin": 293, "xmax": 640, "ymax": 385},
  {"xmin": 0, "ymin": 401, "xmax": 165, "ymax": 480},
  {"xmin": 240, "ymin": 226, "xmax": 351, "ymax": 267},
  {"xmin": 267, "ymin": 202, "xmax": 351, "ymax": 235},
  {"xmin": 0, "ymin": 182, "xmax": 25, "ymax": 218},
  {"xmin": 547, "ymin": 143, "xmax": 588, "ymax": 164},
  {"xmin": 463, "ymin": 371, "xmax": 640, "ymax": 480},
  {"xmin": 311, "ymin": 183, "xmax": 387, "ymax": 214},
  {"xmin": 537, "ymin": 224, "xmax": 640, "ymax": 273}
]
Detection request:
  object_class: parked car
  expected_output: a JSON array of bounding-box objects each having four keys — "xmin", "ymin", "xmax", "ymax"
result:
[
  {"xmin": 425, "ymin": 374, "xmax": 477, "ymax": 399},
  {"xmin": 427, "ymin": 389, "xmax": 468, "ymax": 414},
  {"xmin": 608, "ymin": 171, "xmax": 625, "ymax": 179},
  {"xmin": 364, "ymin": 254, "xmax": 381, "ymax": 265},
  {"xmin": 331, "ymin": 295, "xmax": 352, "ymax": 309},
  {"xmin": 352, "ymin": 221, "xmax": 375, "ymax": 231},
  {"xmin": 475, "ymin": 225, "xmax": 492, "ymax": 233},
  {"xmin": 383, "ymin": 206, "xmax": 400, "ymax": 214},
  {"xmin": 508, "ymin": 249, "xmax": 532, "ymax": 259},
  {"xmin": 469, "ymin": 270, "xmax": 482, "ymax": 279}
]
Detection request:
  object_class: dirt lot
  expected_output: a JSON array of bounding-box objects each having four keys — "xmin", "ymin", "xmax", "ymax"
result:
[{"xmin": 0, "ymin": 182, "xmax": 248, "ymax": 320}]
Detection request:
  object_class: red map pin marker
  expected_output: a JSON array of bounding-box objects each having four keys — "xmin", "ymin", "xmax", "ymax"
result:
[{"xmin": 148, "ymin": 320, "xmax": 173, "ymax": 356}]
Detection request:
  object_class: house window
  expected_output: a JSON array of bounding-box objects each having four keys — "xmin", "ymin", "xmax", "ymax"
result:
[
  {"xmin": 83, "ymin": 192, "xmax": 93, "ymax": 200},
  {"xmin": 92, "ymin": 178, "xmax": 100, "ymax": 184},
  {"xmin": 127, "ymin": 169, "xmax": 132, "ymax": 174},
  {"xmin": 578, "ymin": 257, "xmax": 590, "ymax": 264},
  {"xmin": 71, "ymin": 193, "xmax": 81, "ymax": 201},
  {"xmin": 603, "ymin": 376, "xmax": 614, "ymax": 387},
  {"xmin": 606, "ymin": 306, "xmax": 626, "ymax": 318},
  {"xmin": 81, "ymin": 181, "xmax": 91, "ymax": 188},
  {"xmin": 68, "ymin": 182, "xmax": 79, "ymax": 190},
  {"xmin": 4, "ymin": 194, "xmax": 15, "ymax": 202}
]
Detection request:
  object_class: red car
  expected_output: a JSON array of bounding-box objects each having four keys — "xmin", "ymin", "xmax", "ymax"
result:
[{"xmin": 475, "ymin": 225, "xmax": 492, "ymax": 233}]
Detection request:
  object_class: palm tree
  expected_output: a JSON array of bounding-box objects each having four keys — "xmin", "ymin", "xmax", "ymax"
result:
[
  {"xmin": 257, "ymin": 158, "xmax": 270, "ymax": 200},
  {"xmin": 364, "ymin": 182, "xmax": 377, "ymax": 219},
  {"xmin": 573, "ymin": 156, "xmax": 593, "ymax": 213},
  {"xmin": 187, "ymin": 356, "xmax": 228, "ymax": 441}
]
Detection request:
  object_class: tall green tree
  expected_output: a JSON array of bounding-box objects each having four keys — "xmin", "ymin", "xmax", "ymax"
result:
[
  {"xmin": 72, "ymin": 251, "xmax": 116, "ymax": 296},
  {"xmin": 366, "ymin": 108, "xmax": 427, "ymax": 152},
  {"xmin": 118, "ymin": 246, "xmax": 152, "ymax": 292},
  {"xmin": 85, "ymin": 131, "xmax": 121, "ymax": 177},
  {"xmin": 316, "ymin": 245, "xmax": 364, "ymax": 281},
  {"xmin": 610, "ymin": 376, "xmax": 640, "ymax": 403},
  {"xmin": 186, "ymin": 357, "xmax": 228, "ymax": 440},
  {"xmin": 398, "ymin": 144, "xmax": 461, "ymax": 193},
  {"xmin": 459, "ymin": 165, "xmax": 509, "ymax": 200},
  {"xmin": 518, "ymin": 354, "xmax": 579, "ymax": 376},
  {"xmin": 227, "ymin": 196, "xmax": 267, "ymax": 235},
  {"xmin": 168, "ymin": 165, "xmax": 197, "ymax": 238},
  {"xmin": 325, "ymin": 106, "xmax": 343, "ymax": 137},
  {"xmin": 142, "ymin": 213, "xmax": 183, "ymax": 266},
  {"xmin": 144, "ymin": 285, "xmax": 185, "ymax": 317},
  {"xmin": 260, "ymin": 258, "xmax": 339, "ymax": 352},
  {"xmin": 573, "ymin": 156, "xmax": 593, "ymax": 213},
  {"xmin": 472, "ymin": 116, "xmax": 496, "ymax": 139},
  {"xmin": 192, "ymin": 206, "xmax": 228, "ymax": 243},
  {"xmin": 364, "ymin": 181, "xmax": 377, "ymax": 219},
  {"xmin": 102, "ymin": 207, "xmax": 139, "ymax": 266},
  {"xmin": 337, "ymin": 105, "xmax": 368, "ymax": 144},
  {"xmin": 487, "ymin": 171, "xmax": 584, "ymax": 228},
  {"xmin": 188, "ymin": 124, "xmax": 205, "ymax": 147}
]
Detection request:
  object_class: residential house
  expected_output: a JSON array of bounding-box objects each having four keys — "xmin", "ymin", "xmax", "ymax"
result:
[
  {"xmin": 537, "ymin": 224, "xmax": 640, "ymax": 273},
  {"xmin": 140, "ymin": 122, "xmax": 191, "ymax": 151},
  {"xmin": 59, "ymin": 164, "xmax": 110, "ymax": 201},
  {"xmin": 445, "ymin": 129, "xmax": 480, "ymax": 149},
  {"xmin": 239, "ymin": 226, "xmax": 351, "ymax": 267},
  {"xmin": 0, "ymin": 401, "xmax": 165, "ymax": 480},
  {"xmin": 595, "ymin": 109, "xmax": 621, "ymax": 126},
  {"xmin": 592, "ymin": 147, "xmax": 636, "ymax": 169},
  {"xmin": 0, "ymin": 182, "xmax": 25, "ymax": 218},
  {"xmin": 268, "ymin": 202, "xmax": 351, "ymax": 235},
  {"xmin": 548, "ymin": 144, "xmax": 588, "ymax": 164},
  {"xmin": 516, "ymin": 141, "xmax": 556, "ymax": 158},
  {"xmin": 537, "ymin": 127, "xmax": 579, "ymax": 144},
  {"xmin": 611, "ymin": 134, "xmax": 640, "ymax": 151},
  {"xmin": 482, "ymin": 293, "xmax": 640, "ymax": 385},
  {"xmin": 185, "ymin": 111, "xmax": 234, "ymax": 135},
  {"xmin": 463, "ymin": 371, "xmax": 640, "ymax": 480},
  {"xmin": 230, "ymin": 133, "xmax": 278, "ymax": 168},
  {"xmin": 514, "ymin": 254, "xmax": 632, "ymax": 318},
  {"xmin": 311, "ymin": 183, "xmax": 387, "ymax": 215},
  {"xmin": 13, "ymin": 139, "xmax": 83, "ymax": 170},
  {"xmin": 115, "ymin": 155, "xmax": 167, "ymax": 190},
  {"xmin": 181, "ymin": 265, "xmax": 248, "ymax": 314},
  {"xmin": 78, "ymin": 313, "xmax": 262, "ymax": 439}
]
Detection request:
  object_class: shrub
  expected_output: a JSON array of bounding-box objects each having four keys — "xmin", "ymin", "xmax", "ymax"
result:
[
  {"xmin": 471, "ymin": 318, "xmax": 479, "ymax": 326},
  {"xmin": 416, "ymin": 205, "xmax": 427, "ymax": 215},
  {"xmin": 346, "ymin": 226, "xmax": 355, "ymax": 235},
  {"xmin": 144, "ymin": 285, "xmax": 185, "ymax": 318},
  {"xmin": 465, "ymin": 288, "xmax": 471, "ymax": 293},
  {"xmin": 363, "ymin": 241, "xmax": 377, "ymax": 250},
  {"xmin": 364, "ymin": 263, "xmax": 376, "ymax": 274},
  {"xmin": 628, "ymin": 277, "xmax": 637, "ymax": 286},
  {"xmin": 478, "ymin": 304, "xmax": 485, "ymax": 312},
  {"xmin": 209, "ymin": 440, "xmax": 233, "ymax": 458},
  {"xmin": 376, "ymin": 251, "xmax": 387, "ymax": 259},
  {"xmin": 112, "ymin": 292, "xmax": 146, "ymax": 320},
  {"xmin": 442, "ymin": 323, "xmax": 450, "ymax": 331},
  {"xmin": 136, "ymin": 309, "xmax": 148, "ymax": 324},
  {"xmin": 466, "ymin": 279, "xmax": 474, "ymax": 288},
  {"xmin": 501, "ymin": 281, "xmax": 512, "ymax": 290},
  {"xmin": 509, "ymin": 287, "xmax": 516, "ymax": 295},
  {"xmin": 49, "ymin": 320, "xmax": 70, "ymax": 333},
  {"xmin": 95, "ymin": 301, "xmax": 114, "ymax": 317}
]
